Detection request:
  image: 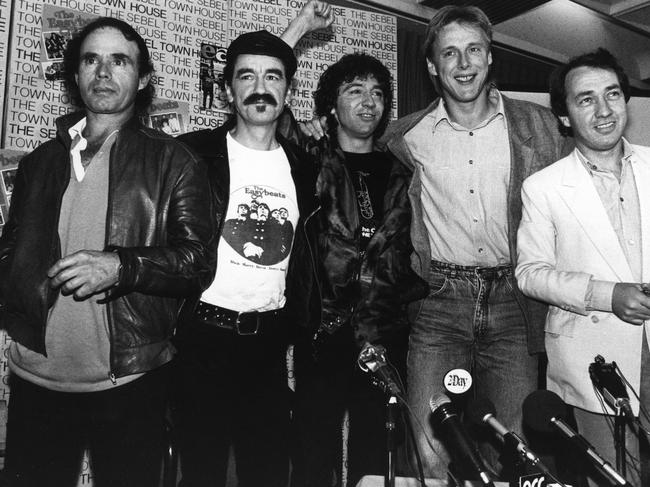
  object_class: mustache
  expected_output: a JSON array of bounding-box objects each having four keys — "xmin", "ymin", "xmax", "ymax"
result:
[{"xmin": 243, "ymin": 93, "xmax": 278, "ymax": 106}]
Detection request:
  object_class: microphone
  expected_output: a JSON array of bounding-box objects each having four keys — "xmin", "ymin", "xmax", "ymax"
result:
[
  {"xmin": 357, "ymin": 344, "xmax": 402, "ymax": 396},
  {"xmin": 467, "ymin": 396, "xmax": 565, "ymax": 485},
  {"xmin": 523, "ymin": 390, "xmax": 629, "ymax": 486},
  {"xmin": 429, "ymin": 393, "xmax": 495, "ymax": 486},
  {"xmin": 589, "ymin": 355, "xmax": 634, "ymax": 419}
]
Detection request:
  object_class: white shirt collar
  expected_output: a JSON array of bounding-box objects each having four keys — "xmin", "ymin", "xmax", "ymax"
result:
[{"xmin": 68, "ymin": 117, "xmax": 88, "ymax": 182}]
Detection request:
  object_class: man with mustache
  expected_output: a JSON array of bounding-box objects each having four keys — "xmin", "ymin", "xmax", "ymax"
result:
[
  {"xmin": 170, "ymin": 10, "xmax": 332, "ymax": 485},
  {"xmin": 0, "ymin": 17, "xmax": 214, "ymax": 487},
  {"xmin": 517, "ymin": 48, "xmax": 650, "ymax": 486}
]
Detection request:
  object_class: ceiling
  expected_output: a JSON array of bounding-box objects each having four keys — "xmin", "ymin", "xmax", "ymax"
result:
[{"xmin": 359, "ymin": 0, "xmax": 650, "ymax": 90}]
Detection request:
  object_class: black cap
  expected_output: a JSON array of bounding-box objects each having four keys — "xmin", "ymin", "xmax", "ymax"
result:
[{"xmin": 224, "ymin": 30, "xmax": 297, "ymax": 83}]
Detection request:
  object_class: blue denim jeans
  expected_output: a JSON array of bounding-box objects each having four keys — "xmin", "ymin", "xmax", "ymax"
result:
[{"xmin": 406, "ymin": 261, "xmax": 538, "ymax": 480}]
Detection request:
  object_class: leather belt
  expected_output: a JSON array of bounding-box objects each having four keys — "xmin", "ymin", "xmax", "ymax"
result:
[{"xmin": 194, "ymin": 300, "xmax": 280, "ymax": 335}]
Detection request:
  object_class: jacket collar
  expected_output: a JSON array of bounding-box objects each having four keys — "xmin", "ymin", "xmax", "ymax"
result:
[
  {"xmin": 198, "ymin": 120, "xmax": 319, "ymax": 218},
  {"xmin": 55, "ymin": 110, "xmax": 143, "ymax": 149},
  {"xmin": 503, "ymin": 95, "xmax": 534, "ymax": 150}
]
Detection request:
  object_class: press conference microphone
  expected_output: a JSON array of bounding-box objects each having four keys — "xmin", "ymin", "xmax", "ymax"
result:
[
  {"xmin": 523, "ymin": 390, "xmax": 629, "ymax": 486},
  {"xmin": 467, "ymin": 395, "xmax": 562, "ymax": 483},
  {"xmin": 429, "ymin": 393, "xmax": 495, "ymax": 487},
  {"xmin": 357, "ymin": 344, "xmax": 402, "ymax": 396},
  {"xmin": 589, "ymin": 355, "xmax": 634, "ymax": 420}
]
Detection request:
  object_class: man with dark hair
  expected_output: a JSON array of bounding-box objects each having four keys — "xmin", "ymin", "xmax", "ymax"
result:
[
  {"xmin": 170, "ymin": 18, "xmax": 331, "ymax": 486},
  {"xmin": 0, "ymin": 17, "xmax": 215, "ymax": 487},
  {"xmin": 548, "ymin": 47, "xmax": 632, "ymax": 136},
  {"xmin": 62, "ymin": 16, "xmax": 155, "ymax": 115},
  {"xmin": 282, "ymin": 50, "xmax": 427, "ymax": 487},
  {"xmin": 283, "ymin": 7, "xmax": 428, "ymax": 482},
  {"xmin": 378, "ymin": 4, "xmax": 572, "ymax": 479},
  {"xmin": 312, "ymin": 53, "xmax": 393, "ymax": 138},
  {"xmin": 517, "ymin": 48, "xmax": 649, "ymax": 486}
]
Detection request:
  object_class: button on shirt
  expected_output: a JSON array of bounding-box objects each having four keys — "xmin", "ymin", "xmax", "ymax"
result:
[
  {"xmin": 579, "ymin": 141, "xmax": 643, "ymax": 311},
  {"xmin": 404, "ymin": 91, "xmax": 511, "ymax": 266}
]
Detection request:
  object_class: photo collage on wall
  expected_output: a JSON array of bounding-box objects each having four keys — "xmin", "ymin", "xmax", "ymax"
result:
[
  {"xmin": 39, "ymin": 3, "xmax": 192, "ymax": 137},
  {"xmin": 0, "ymin": 150, "xmax": 23, "ymax": 235},
  {"xmin": 199, "ymin": 43, "xmax": 229, "ymax": 114},
  {"xmin": 40, "ymin": 4, "xmax": 97, "ymax": 81}
]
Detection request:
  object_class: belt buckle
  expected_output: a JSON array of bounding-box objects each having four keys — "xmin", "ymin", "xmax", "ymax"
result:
[{"xmin": 235, "ymin": 311, "xmax": 260, "ymax": 336}]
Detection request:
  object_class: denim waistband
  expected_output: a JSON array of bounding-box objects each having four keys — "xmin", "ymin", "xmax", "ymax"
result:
[{"xmin": 430, "ymin": 260, "xmax": 512, "ymax": 280}]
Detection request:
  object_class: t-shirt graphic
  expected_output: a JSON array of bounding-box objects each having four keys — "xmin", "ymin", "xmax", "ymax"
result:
[{"xmin": 222, "ymin": 184, "xmax": 295, "ymax": 266}]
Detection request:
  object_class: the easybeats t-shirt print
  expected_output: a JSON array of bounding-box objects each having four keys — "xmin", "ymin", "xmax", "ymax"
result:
[
  {"xmin": 201, "ymin": 132, "xmax": 299, "ymax": 312},
  {"xmin": 222, "ymin": 184, "xmax": 296, "ymax": 266}
]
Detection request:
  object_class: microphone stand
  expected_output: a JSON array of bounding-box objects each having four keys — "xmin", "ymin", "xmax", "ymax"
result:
[
  {"xmin": 358, "ymin": 344, "xmax": 402, "ymax": 487},
  {"xmin": 385, "ymin": 395, "xmax": 398, "ymax": 487},
  {"xmin": 614, "ymin": 406, "xmax": 626, "ymax": 477}
]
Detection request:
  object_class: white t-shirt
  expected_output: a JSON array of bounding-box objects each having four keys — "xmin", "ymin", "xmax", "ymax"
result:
[{"xmin": 201, "ymin": 132, "xmax": 299, "ymax": 312}]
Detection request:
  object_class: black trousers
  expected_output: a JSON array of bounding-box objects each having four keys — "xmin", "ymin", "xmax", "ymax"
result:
[
  {"xmin": 171, "ymin": 319, "xmax": 291, "ymax": 487},
  {"xmin": 291, "ymin": 326, "xmax": 408, "ymax": 487},
  {"xmin": 3, "ymin": 365, "xmax": 169, "ymax": 487}
]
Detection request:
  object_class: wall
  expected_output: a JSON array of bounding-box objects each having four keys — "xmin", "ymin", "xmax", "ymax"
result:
[{"xmin": 0, "ymin": 0, "xmax": 397, "ymax": 484}]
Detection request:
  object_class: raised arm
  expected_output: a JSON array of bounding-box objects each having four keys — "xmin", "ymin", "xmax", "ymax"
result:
[{"xmin": 281, "ymin": 0, "xmax": 335, "ymax": 48}]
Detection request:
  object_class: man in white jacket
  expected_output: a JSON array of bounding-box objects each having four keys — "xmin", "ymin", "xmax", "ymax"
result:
[{"xmin": 516, "ymin": 48, "xmax": 650, "ymax": 486}]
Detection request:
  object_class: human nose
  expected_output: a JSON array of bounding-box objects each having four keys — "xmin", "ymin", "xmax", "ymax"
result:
[
  {"xmin": 458, "ymin": 51, "xmax": 470, "ymax": 68},
  {"xmin": 595, "ymin": 97, "xmax": 613, "ymax": 117},
  {"xmin": 361, "ymin": 91, "xmax": 376, "ymax": 107},
  {"xmin": 95, "ymin": 59, "xmax": 111, "ymax": 79},
  {"xmin": 254, "ymin": 76, "xmax": 266, "ymax": 93}
]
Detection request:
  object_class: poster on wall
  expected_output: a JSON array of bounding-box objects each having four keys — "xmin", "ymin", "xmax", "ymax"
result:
[
  {"xmin": 143, "ymin": 98, "xmax": 191, "ymax": 135},
  {"xmin": 4, "ymin": 0, "xmax": 397, "ymax": 150},
  {"xmin": 0, "ymin": 149, "xmax": 22, "ymax": 235},
  {"xmin": 199, "ymin": 43, "xmax": 229, "ymax": 113},
  {"xmin": 226, "ymin": 0, "xmax": 398, "ymax": 121},
  {"xmin": 0, "ymin": 148, "xmax": 24, "ymax": 468},
  {"xmin": 39, "ymin": 4, "xmax": 98, "ymax": 80},
  {"xmin": 0, "ymin": 0, "xmax": 11, "ymax": 146}
]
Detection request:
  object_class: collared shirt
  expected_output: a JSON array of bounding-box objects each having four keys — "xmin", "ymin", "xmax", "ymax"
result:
[
  {"xmin": 580, "ymin": 140, "xmax": 643, "ymax": 311},
  {"xmin": 404, "ymin": 90, "xmax": 511, "ymax": 266},
  {"xmin": 68, "ymin": 118, "xmax": 89, "ymax": 182},
  {"xmin": 68, "ymin": 117, "xmax": 119, "ymax": 182}
]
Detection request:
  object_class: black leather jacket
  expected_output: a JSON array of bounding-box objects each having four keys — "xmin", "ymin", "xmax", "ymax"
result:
[
  {"xmin": 176, "ymin": 121, "xmax": 320, "ymax": 332},
  {"xmin": 279, "ymin": 109, "xmax": 428, "ymax": 347},
  {"xmin": 311, "ymin": 137, "xmax": 428, "ymax": 346},
  {"xmin": 0, "ymin": 112, "xmax": 216, "ymax": 379}
]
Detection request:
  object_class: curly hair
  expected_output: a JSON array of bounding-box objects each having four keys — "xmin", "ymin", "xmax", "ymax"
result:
[
  {"xmin": 549, "ymin": 48, "xmax": 630, "ymax": 137},
  {"xmin": 63, "ymin": 17, "xmax": 155, "ymax": 115},
  {"xmin": 313, "ymin": 53, "xmax": 393, "ymax": 139}
]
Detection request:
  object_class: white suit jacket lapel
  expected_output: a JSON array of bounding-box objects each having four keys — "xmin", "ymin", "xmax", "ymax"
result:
[
  {"xmin": 630, "ymin": 149, "xmax": 650, "ymax": 283},
  {"xmin": 558, "ymin": 151, "xmax": 633, "ymax": 282}
]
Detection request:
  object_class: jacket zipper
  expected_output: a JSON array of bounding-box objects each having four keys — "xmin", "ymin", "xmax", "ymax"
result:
[
  {"xmin": 303, "ymin": 203, "xmax": 322, "ymax": 326},
  {"xmin": 341, "ymin": 161, "xmax": 363, "ymax": 291}
]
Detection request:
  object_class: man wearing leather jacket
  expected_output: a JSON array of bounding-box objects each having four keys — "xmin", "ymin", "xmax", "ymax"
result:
[
  {"xmin": 282, "ymin": 51, "xmax": 427, "ymax": 487},
  {"xmin": 0, "ymin": 18, "xmax": 215, "ymax": 487},
  {"xmin": 171, "ymin": 26, "xmax": 330, "ymax": 487}
]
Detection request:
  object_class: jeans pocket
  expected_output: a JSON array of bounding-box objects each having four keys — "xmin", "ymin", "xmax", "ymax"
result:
[{"xmin": 428, "ymin": 271, "xmax": 449, "ymax": 297}]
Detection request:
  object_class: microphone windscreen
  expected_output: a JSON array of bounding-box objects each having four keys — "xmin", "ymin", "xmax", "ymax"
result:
[
  {"xmin": 522, "ymin": 390, "xmax": 567, "ymax": 433},
  {"xmin": 429, "ymin": 392, "xmax": 451, "ymax": 413},
  {"xmin": 466, "ymin": 395, "xmax": 496, "ymax": 426}
]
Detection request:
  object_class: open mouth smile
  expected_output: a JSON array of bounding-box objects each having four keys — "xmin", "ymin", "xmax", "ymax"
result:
[{"xmin": 454, "ymin": 74, "xmax": 476, "ymax": 83}]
